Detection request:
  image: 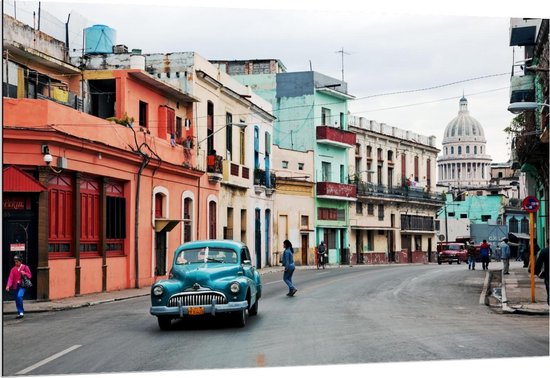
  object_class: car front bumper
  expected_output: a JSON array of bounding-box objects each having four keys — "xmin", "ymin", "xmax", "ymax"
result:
[{"xmin": 150, "ymin": 300, "xmax": 248, "ymax": 317}]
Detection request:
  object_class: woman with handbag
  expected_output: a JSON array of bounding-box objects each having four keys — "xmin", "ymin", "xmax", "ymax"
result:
[{"xmin": 5, "ymin": 255, "xmax": 32, "ymax": 319}]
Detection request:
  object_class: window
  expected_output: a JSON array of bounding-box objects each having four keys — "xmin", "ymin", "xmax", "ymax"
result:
[
  {"xmin": 367, "ymin": 203, "xmax": 374, "ymax": 215},
  {"xmin": 466, "ymin": 146, "xmax": 470, "ymax": 154},
  {"xmin": 321, "ymin": 107, "xmax": 331, "ymax": 125},
  {"xmin": 367, "ymin": 146, "xmax": 372, "ymax": 158},
  {"xmin": 224, "ymin": 207, "xmax": 234, "ymax": 239},
  {"xmin": 509, "ymin": 217, "xmax": 518, "ymax": 233},
  {"xmin": 80, "ymin": 177, "xmax": 100, "ymax": 255},
  {"xmin": 356, "ymin": 201, "xmax": 363, "ymax": 214},
  {"xmin": 298, "ymin": 163, "xmax": 304, "ymax": 171},
  {"xmin": 340, "ymin": 112, "xmax": 345, "ymax": 129},
  {"xmin": 301, "ymin": 215, "xmax": 309, "ymax": 228},
  {"xmin": 474, "ymin": 146, "xmax": 478, "ymax": 154},
  {"xmin": 520, "ymin": 218, "xmax": 529, "ymax": 233},
  {"xmin": 282, "ymin": 161, "xmax": 289, "ymax": 169},
  {"xmin": 139, "ymin": 101, "xmax": 148, "ymax": 127},
  {"xmin": 183, "ymin": 197, "xmax": 193, "ymax": 243},
  {"xmin": 318, "ymin": 208, "xmax": 345, "ymax": 221},
  {"xmin": 322, "ymin": 162, "xmax": 331, "ymax": 182},
  {"xmin": 451, "ymin": 146, "xmax": 454, "ymax": 154},
  {"xmin": 378, "ymin": 204, "xmax": 384, "ymax": 221},
  {"xmin": 458, "ymin": 146, "xmax": 462, "ymax": 155},
  {"xmin": 239, "ymin": 123, "xmax": 246, "ymax": 165},
  {"xmin": 166, "ymin": 107, "xmax": 175, "ymax": 141},
  {"xmin": 414, "ymin": 156, "xmax": 419, "ymax": 181},
  {"xmin": 460, "ymin": 214, "xmax": 468, "ymax": 218},
  {"xmin": 48, "ymin": 174, "xmax": 74, "ymax": 257},
  {"xmin": 106, "ymin": 180, "xmax": 126, "ymax": 254},
  {"xmin": 226, "ymin": 112, "xmax": 233, "ymax": 159},
  {"xmin": 207, "ymin": 102, "xmax": 214, "ymax": 154},
  {"xmin": 176, "ymin": 116, "xmax": 183, "ymax": 140},
  {"xmin": 318, "ymin": 207, "xmax": 337, "ymax": 221},
  {"xmin": 209, "ymin": 201, "xmax": 217, "ymax": 239},
  {"xmin": 481, "ymin": 215, "xmax": 491, "ymax": 222}
]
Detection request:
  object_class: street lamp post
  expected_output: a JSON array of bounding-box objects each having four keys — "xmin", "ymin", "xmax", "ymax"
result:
[{"xmin": 507, "ymin": 102, "xmax": 549, "ymax": 114}]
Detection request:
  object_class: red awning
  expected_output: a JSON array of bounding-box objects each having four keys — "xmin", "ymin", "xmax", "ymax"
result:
[{"xmin": 2, "ymin": 166, "xmax": 47, "ymax": 192}]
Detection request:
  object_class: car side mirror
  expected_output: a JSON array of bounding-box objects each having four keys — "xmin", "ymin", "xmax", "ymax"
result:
[{"xmin": 242, "ymin": 260, "xmax": 251, "ymax": 265}]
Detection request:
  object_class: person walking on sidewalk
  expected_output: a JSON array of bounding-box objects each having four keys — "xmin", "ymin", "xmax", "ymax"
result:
[
  {"xmin": 534, "ymin": 242, "xmax": 549, "ymax": 305},
  {"xmin": 282, "ymin": 240, "xmax": 297, "ymax": 297},
  {"xmin": 467, "ymin": 241, "xmax": 476, "ymax": 270},
  {"xmin": 500, "ymin": 238, "xmax": 511, "ymax": 275},
  {"xmin": 480, "ymin": 240, "xmax": 491, "ymax": 270},
  {"xmin": 5, "ymin": 255, "xmax": 32, "ymax": 319}
]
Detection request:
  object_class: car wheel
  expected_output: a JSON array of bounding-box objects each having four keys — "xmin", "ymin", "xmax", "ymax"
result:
[
  {"xmin": 249, "ymin": 298, "xmax": 259, "ymax": 316},
  {"xmin": 157, "ymin": 316, "xmax": 172, "ymax": 331},
  {"xmin": 438, "ymin": 260, "xmax": 442, "ymax": 265},
  {"xmin": 233, "ymin": 309, "xmax": 246, "ymax": 328}
]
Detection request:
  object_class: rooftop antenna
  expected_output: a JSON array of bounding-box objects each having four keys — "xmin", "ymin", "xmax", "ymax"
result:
[{"xmin": 335, "ymin": 47, "xmax": 351, "ymax": 82}]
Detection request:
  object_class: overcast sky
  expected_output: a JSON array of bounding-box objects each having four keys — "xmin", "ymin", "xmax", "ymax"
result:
[{"xmin": 7, "ymin": 0, "xmax": 549, "ymax": 165}]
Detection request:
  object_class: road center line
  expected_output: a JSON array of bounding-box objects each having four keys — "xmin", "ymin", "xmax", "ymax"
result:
[{"xmin": 16, "ymin": 345, "xmax": 82, "ymax": 375}]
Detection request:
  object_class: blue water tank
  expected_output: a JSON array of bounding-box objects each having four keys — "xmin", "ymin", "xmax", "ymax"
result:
[{"xmin": 84, "ymin": 24, "xmax": 117, "ymax": 54}]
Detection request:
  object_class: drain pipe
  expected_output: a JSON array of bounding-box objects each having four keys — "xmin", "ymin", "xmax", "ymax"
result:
[{"xmin": 134, "ymin": 154, "xmax": 150, "ymax": 288}]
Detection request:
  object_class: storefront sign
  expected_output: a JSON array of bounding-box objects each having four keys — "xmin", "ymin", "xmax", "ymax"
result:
[{"xmin": 10, "ymin": 243, "xmax": 25, "ymax": 252}]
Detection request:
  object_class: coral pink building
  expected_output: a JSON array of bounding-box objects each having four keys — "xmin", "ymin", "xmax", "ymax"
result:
[{"xmin": 3, "ymin": 16, "xmax": 216, "ymax": 300}]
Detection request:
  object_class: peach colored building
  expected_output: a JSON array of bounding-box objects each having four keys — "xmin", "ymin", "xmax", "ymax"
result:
[{"xmin": 2, "ymin": 15, "xmax": 217, "ymax": 300}]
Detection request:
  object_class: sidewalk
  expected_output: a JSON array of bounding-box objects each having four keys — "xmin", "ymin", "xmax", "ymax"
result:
[
  {"xmin": 499, "ymin": 260, "xmax": 549, "ymax": 315},
  {"xmin": 2, "ymin": 266, "xmax": 285, "ymax": 315},
  {"xmin": 3, "ymin": 262, "xmax": 548, "ymax": 316}
]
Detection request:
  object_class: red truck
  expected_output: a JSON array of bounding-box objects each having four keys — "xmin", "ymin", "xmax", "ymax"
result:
[{"xmin": 437, "ymin": 242, "xmax": 468, "ymax": 264}]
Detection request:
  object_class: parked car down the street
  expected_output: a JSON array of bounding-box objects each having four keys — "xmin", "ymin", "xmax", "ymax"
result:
[
  {"xmin": 150, "ymin": 240, "xmax": 262, "ymax": 330},
  {"xmin": 437, "ymin": 242, "xmax": 467, "ymax": 264}
]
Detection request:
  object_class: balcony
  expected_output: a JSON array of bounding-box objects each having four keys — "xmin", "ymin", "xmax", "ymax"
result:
[
  {"xmin": 316, "ymin": 181, "xmax": 356, "ymax": 201},
  {"xmin": 222, "ymin": 161, "xmax": 250, "ymax": 189},
  {"xmin": 355, "ymin": 181, "xmax": 444, "ymax": 205},
  {"xmin": 206, "ymin": 154, "xmax": 223, "ymax": 182},
  {"xmin": 253, "ymin": 168, "xmax": 277, "ymax": 195},
  {"xmin": 510, "ymin": 75, "xmax": 535, "ymax": 103},
  {"xmin": 509, "ymin": 18, "xmax": 541, "ymax": 46},
  {"xmin": 316, "ymin": 126, "xmax": 356, "ymax": 148}
]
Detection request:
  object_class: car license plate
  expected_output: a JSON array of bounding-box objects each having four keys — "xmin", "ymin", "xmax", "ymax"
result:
[{"xmin": 188, "ymin": 307, "xmax": 204, "ymax": 316}]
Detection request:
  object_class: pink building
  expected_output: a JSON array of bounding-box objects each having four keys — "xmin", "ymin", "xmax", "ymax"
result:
[{"xmin": 3, "ymin": 16, "xmax": 216, "ymax": 300}]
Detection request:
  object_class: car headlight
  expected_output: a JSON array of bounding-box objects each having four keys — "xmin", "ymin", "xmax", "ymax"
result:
[
  {"xmin": 153, "ymin": 285, "xmax": 164, "ymax": 296},
  {"xmin": 230, "ymin": 282, "xmax": 240, "ymax": 294}
]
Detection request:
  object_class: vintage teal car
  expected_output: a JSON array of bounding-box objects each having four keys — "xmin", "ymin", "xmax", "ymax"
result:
[{"xmin": 150, "ymin": 240, "xmax": 262, "ymax": 330}]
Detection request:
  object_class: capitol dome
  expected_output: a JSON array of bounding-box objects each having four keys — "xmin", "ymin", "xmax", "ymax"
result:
[
  {"xmin": 443, "ymin": 96, "xmax": 486, "ymax": 142},
  {"xmin": 437, "ymin": 96, "xmax": 492, "ymax": 188}
]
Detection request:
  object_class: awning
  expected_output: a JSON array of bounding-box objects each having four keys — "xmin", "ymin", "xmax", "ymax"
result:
[
  {"xmin": 2, "ymin": 166, "xmax": 47, "ymax": 192},
  {"xmin": 154, "ymin": 219, "xmax": 183, "ymax": 233},
  {"xmin": 508, "ymin": 232, "xmax": 531, "ymax": 240}
]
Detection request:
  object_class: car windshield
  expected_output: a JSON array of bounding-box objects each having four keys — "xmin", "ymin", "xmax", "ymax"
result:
[
  {"xmin": 447, "ymin": 245, "xmax": 461, "ymax": 251},
  {"xmin": 175, "ymin": 247, "xmax": 238, "ymax": 264}
]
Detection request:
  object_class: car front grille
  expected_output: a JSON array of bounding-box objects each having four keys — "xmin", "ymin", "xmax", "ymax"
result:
[{"xmin": 168, "ymin": 291, "xmax": 228, "ymax": 307}]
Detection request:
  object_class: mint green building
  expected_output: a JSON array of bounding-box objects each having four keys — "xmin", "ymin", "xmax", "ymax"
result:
[{"xmin": 213, "ymin": 60, "xmax": 356, "ymax": 264}]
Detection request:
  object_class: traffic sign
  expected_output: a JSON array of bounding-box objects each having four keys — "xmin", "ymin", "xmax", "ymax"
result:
[{"xmin": 522, "ymin": 196, "xmax": 540, "ymax": 213}]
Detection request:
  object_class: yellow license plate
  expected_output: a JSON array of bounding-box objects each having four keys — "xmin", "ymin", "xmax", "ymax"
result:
[{"xmin": 188, "ymin": 307, "xmax": 204, "ymax": 316}]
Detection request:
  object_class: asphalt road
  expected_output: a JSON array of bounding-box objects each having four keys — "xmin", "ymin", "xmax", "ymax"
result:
[{"xmin": 2, "ymin": 264, "xmax": 549, "ymax": 377}]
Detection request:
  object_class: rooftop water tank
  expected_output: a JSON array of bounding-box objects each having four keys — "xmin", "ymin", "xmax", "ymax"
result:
[{"xmin": 84, "ymin": 24, "xmax": 116, "ymax": 54}]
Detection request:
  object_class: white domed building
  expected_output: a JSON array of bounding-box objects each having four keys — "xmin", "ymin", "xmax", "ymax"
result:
[{"xmin": 437, "ymin": 96, "xmax": 492, "ymax": 188}]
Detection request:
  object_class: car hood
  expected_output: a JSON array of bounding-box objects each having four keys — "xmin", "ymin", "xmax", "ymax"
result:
[{"xmin": 174, "ymin": 263, "xmax": 243, "ymax": 287}]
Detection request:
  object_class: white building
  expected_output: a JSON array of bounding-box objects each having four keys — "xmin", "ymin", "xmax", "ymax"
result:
[
  {"xmin": 437, "ymin": 97, "xmax": 492, "ymax": 189},
  {"xmin": 348, "ymin": 116, "xmax": 443, "ymax": 264}
]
